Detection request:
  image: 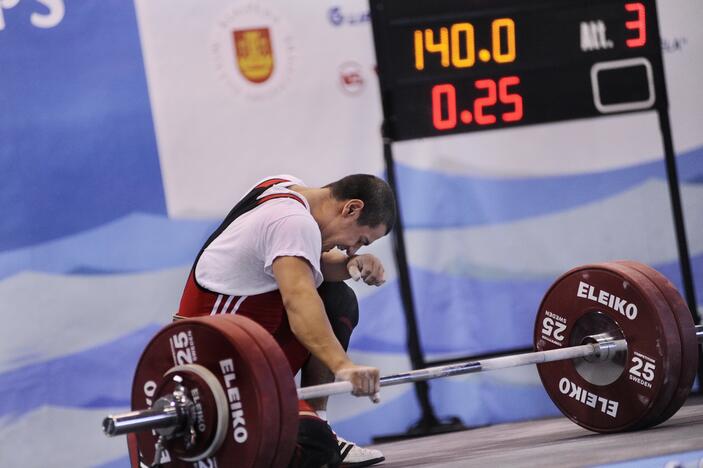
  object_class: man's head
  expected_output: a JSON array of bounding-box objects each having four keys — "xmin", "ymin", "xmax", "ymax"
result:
[{"xmin": 320, "ymin": 174, "xmax": 396, "ymax": 255}]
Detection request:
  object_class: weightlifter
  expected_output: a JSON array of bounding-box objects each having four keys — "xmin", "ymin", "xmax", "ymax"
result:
[{"xmin": 175, "ymin": 174, "xmax": 395, "ymax": 467}]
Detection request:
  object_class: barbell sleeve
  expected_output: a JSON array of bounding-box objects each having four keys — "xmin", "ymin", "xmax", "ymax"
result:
[
  {"xmin": 297, "ymin": 339, "xmax": 628, "ymax": 401},
  {"xmin": 103, "ymin": 406, "xmax": 182, "ymax": 436}
]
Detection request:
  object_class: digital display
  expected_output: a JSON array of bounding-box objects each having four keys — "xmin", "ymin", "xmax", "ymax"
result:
[{"xmin": 370, "ymin": 0, "xmax": 667, "ymax": 141}]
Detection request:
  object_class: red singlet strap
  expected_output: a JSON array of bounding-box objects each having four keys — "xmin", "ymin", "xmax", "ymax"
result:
[
  {"xmin": 256, "ymin": 193, "xmax": 306, "ymax": 207},
  {"xmin": 255, "ymin": 178, "xmax": 291, "ymax": 189}
]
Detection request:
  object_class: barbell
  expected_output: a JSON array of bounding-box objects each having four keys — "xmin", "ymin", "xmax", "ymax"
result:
[{"xmin": 102, "ymin": 261, "xmax": 702, "ymax": 467}]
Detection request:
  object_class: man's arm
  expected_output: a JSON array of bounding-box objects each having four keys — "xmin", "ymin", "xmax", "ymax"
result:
[
  {"xmin": 272, "ymin": 256, "xmax": 380, "ymax": 397},
  {"xmin": 320, "ymin": 250, "xmax": 353, "ymax": 281}
]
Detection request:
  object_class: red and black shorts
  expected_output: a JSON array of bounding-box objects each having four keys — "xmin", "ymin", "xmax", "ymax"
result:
[{"xmin": 176, "ymin": 271, "xmax": 359, "ymax": 375}]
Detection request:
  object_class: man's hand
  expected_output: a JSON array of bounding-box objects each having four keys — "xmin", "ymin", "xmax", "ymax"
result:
[
  {"xmin": 334, "ymin": 363, "xmax": 381, "ymax": 403},
  {"xmin": 346, "ymin": 254, "xmax": 385, "ymax": 286}
]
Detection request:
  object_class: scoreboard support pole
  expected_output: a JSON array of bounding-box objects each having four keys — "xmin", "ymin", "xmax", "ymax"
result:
[
  {"xmin": 374, "ymin": 124, "xmax": 468, "ymax": 442},
  {"xmin": 651, "ymin": 50, "xmax": 701, "ymax": 388},
  {"xmin": 656, "ymin": 106, "xmax": 702, "ymax": 388},
  {"xmin": 656, "ymin": 109, "xmax": 699, "ymax": 318}
]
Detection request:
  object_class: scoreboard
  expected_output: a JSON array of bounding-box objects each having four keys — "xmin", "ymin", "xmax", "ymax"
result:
[{"xmin": 370, "ymin": 0, "xmax": 666, "ymax": 140}]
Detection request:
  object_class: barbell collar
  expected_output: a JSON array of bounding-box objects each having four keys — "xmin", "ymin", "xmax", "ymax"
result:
[{"xmin": 297, "ymin": 338, "xmax": 628, "ymax": 401}]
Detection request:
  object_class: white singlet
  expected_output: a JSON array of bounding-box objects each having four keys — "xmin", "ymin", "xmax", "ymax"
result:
[{"xmin": 194, "ymin": 175, "xmax": 324, "ymax": 296}]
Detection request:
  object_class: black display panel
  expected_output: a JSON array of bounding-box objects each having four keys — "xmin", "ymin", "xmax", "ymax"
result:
[{"xmin": 370, "ymin": 0, "xmax": 667, "ymax": 141}]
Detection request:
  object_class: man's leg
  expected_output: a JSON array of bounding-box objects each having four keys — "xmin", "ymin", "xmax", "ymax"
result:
[
  {"xmin": 301, "ymin": 281, "xmax": 385, "ymax": 467},
  {"xmin": 300, "ymin": 355, "xmax": 334, "ymax": 412},
  {"xmin": 302, "ymin": 281, "xmax": 359, "ymax": 411},
  {"xmin": 289, "ymin": 400, "xmax": 342, "ymax": 468}
]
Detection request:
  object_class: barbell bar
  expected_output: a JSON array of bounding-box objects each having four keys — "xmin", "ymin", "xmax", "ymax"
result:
[
  {"xmin": 297, "ymin": 336, "xmax": 631, "ymax": 400},
  {"xmin": 105, "ymin": 334, "xmax": 631, "ymax": 435},
  {"xmin": 103, "ymin": 326, "xmax": 703, "ymax": 434}
]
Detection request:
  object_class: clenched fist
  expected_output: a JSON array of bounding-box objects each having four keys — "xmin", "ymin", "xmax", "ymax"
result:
[
  {"xmin": 347, "ymin": 254, "xmax": 385, "ymax": 286},
  {"xmin": 335, "ymin": 363, "xmax": 381, "ymax": 403}
]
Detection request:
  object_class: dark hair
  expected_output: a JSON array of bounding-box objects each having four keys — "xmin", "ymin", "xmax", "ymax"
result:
[{"xmin": 324, "ymin": 174, "xmax": 396, "ymax": 233}]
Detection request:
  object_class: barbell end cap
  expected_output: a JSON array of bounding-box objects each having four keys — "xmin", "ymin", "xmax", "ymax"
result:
[{"xmin": 102, "ymin": 416, "xmax": 117, "ymax": 436}]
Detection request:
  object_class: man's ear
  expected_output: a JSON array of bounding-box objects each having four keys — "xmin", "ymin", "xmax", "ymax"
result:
[{"xmin": 344, "ymin": 199, "xmax": 364, "ymax": 219}]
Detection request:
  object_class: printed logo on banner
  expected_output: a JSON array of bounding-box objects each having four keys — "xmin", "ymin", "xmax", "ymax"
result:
[
  {"xmin": 327, "ymin": 6, "xmax": 369, "ymax": 27},
  {"xmin": 661, "ymin": 36, "xmax": 688, "ymax": 53},
  {"xmin": 211, "ymin": 3, "xmax": 295, "ymax": 100},
  {"xmin": 0, "ymin": 0, "xmax": 64, "ymax": 31},
  {"xmin": 338, "ymin": 61, "xmax": 365, "ymax": 95}
]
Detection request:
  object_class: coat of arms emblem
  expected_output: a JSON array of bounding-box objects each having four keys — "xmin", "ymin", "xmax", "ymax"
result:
[{"xmin": 233, "ymin": 28, "xmax": 274, "ymax": 84}]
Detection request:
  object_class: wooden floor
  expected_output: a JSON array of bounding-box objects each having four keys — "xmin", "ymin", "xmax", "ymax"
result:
[{"xmin": 371, "ymin": 397, "xmax": 703, "ymax": 467}]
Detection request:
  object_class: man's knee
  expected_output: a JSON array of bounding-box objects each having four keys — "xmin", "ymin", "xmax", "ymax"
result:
[{"xmin": 318, "ymin": 281, "xmax": 359, "ymax": 350}]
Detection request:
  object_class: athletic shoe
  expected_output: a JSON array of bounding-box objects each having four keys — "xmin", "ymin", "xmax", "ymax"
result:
[{"xmin": 337, "ymin": 436, "xmax": 385, "ymax": 467}]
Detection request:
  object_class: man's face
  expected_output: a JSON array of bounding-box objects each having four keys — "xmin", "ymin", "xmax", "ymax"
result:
[
  {"xmin": 323, "ymin": 221, "xmax": 387, "ymax": 256},
  {"xmin": 321, "ymin": 200, "xmax": 387, "ymax": 255}
]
